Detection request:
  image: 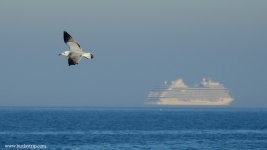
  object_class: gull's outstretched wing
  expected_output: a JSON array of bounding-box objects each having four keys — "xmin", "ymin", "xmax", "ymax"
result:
[
  {"xmin": 68, "ymin": 53, "xmax": 82, "ymax": 66},
  {"xmin": 64, "ymin": 31, "xmax": 82, "ymax": 51}
]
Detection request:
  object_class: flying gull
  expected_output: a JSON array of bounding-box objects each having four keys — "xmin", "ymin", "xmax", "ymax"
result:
[{"xmin": 59, "ymin": 31, "xmax": 94, "ymax": 66}]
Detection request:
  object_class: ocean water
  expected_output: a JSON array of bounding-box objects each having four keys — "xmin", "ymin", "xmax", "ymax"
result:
[{"xmin": 0, "ymin": 107, "xmax": 267, "ymax": 150}]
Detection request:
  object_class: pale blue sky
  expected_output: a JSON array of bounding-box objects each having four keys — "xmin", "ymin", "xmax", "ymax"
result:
[{"xmin": 0, "ymin": 0, "xmax": 266, "ymax": 107}]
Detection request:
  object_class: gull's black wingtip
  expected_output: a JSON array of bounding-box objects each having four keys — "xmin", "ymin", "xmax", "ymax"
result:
[
  {"xmin": 63, "ymin": 31, "xmax": 71, "ymax": 43},
  {"xmin": 68, "ymin": 58, "xmax": 75, "ymax": 66}
]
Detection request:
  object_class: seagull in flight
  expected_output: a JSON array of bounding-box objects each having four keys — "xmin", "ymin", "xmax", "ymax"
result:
[{"xmin": 59, "ymin": 31, "xmax": 94, "ymax": 66}]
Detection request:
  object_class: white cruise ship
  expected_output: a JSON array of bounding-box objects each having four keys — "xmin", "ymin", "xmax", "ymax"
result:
[{"xmin": 146, "ymin": 78, "xmax": 233, "ymax": 105}]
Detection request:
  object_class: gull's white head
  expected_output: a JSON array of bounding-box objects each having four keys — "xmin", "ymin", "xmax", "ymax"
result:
[{"xmin": 59, "ymin": 51, "xmax": 70, "ymax": 57}]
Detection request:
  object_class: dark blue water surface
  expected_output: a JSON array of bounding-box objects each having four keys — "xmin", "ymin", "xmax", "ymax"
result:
[{"xmin": 0, "ymin": 107, "xmax": 267, "ymax": 150}]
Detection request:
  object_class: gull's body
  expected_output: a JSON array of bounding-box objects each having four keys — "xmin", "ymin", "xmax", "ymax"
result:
[{"xmin": 59, "ymin": 31, "xmax": 94, "ymax": 66}]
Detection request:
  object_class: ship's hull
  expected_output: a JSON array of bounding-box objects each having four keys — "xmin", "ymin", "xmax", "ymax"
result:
[{"xmin": 146, "ymin": 97, "xmax": 233, "ymax": 105}]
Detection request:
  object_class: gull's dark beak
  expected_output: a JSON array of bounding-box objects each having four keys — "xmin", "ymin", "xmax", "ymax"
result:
[
  {"xmin": 91, "ymin": 54, "xmax": 94, "ymax": 59},
  {"xmin": 58, "ymin": 53, "xmax": 62, "ymax": 56}
]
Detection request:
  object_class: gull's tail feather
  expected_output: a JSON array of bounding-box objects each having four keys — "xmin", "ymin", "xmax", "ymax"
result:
[{"xmin": 82, "ymin": 53, "xmax": 94, "ymax": 59}]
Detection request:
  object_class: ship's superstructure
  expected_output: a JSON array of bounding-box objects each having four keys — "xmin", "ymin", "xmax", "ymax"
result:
[{"xmin": 146, "ymin": 78, "xmax": 233, "ymax": 105}]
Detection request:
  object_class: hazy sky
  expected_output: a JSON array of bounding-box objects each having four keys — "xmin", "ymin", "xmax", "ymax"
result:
[{"xmin": 0, "ymin": 0, "xmax": 266, "ymax": 107}]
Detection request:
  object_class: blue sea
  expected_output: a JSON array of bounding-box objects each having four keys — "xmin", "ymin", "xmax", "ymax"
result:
[{"xmin": 0, "ymin": 107, "xmax": 267, "ymax": 150}]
